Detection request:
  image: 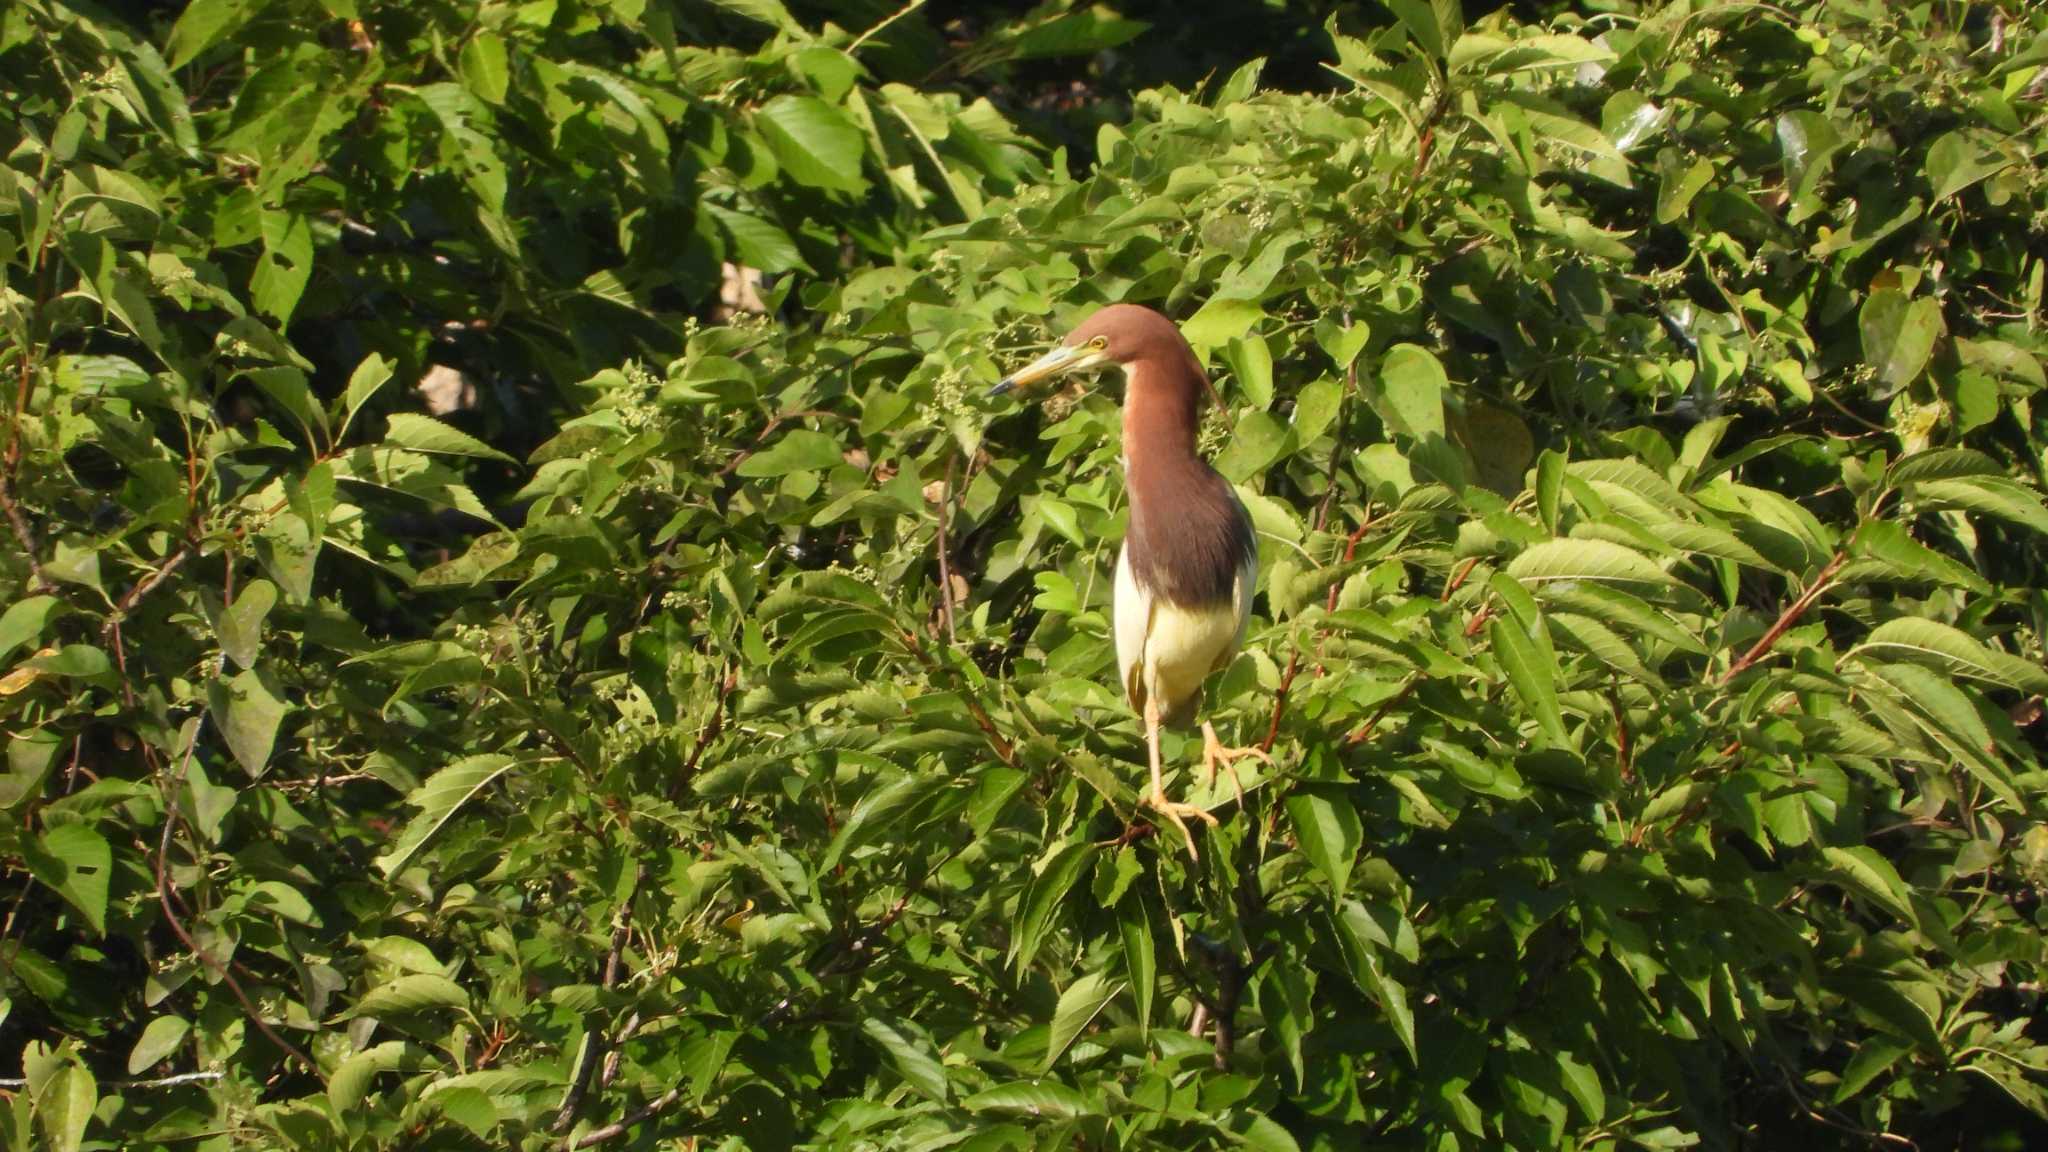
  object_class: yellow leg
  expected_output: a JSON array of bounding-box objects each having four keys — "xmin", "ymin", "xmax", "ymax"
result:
[
  {"xmin": 1200, "ymin": 721, "xmax": 1271, "ymax": 811},
  {"xmin": 1144, "ymin": 697, "xmax": 1217, "ymax": 860}
]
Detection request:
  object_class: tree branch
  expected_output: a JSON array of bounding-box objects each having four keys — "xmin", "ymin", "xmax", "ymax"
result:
[
  {"xmin": 103, "ymin": 543, "xmax": 198, "ymax": 642},
  {"xmin": 1720, "ymin": 550, "xmax": 1847, "ymax": 685},
  {"xmin": 552, "ymin": 865, "xmax": 644, "ymax": 1134},
  {"xmin": 0, "ymin": 473, "xmax": 51, "ymax": 593}
]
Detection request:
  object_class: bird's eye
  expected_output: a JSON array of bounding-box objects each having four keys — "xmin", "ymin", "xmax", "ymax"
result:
[{"xmin": 1089, "ymin": 336, "xmax": 1108, "ymax": 350}]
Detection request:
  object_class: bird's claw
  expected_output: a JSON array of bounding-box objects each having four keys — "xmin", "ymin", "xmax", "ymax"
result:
[
  {"xmin": 1200, "ymin": 723, "xmax": 1271, "ymax": 810},
  {"xmin": 1143, "ymin": 788, "xmax": 1219, "ymax": 861}
]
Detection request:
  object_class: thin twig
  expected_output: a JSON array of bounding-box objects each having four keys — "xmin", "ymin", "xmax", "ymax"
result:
[
  {"xmin": 567, "ymin": 1085, "xmax": 686, "ymax": 1149},
  {"xmin": 0, "ymin": 1070, "xmax": 223, "ymax": 1090},
  {"xmin": 0, "ymin": 475, "xmax": 51, "ymax": 593},
  {"xmin": 670, "ymin": 661, "xmax": 736, "ymax": 801},
  {"xmin": 1344, "ymin": 674, "xmax": 1419, "ymax": 746},
  {"xmin": 155, "ymin": 725, "xmax": 320, "ymax": 1076},
  {"xmin": 935, "ymin": 455, "xmax": 957, "ymax": 647},
  {"xmin": 847, "ymin": 0, "xmax": 926, "ymax": 54},
  {"xmin": 1720, "ymin": 550, "xmax": 1847, "ymax": 684},
  {"xmin": 103, "ymin": 543, "xmax": 198, "ymax": 642},
  {"xmin": 900, "ymin": 630, "xmax": 1014, "ymax": 766},
  {"xmin": 553, "ymin": 866, "xmax": 644, "ymax": 1135}
]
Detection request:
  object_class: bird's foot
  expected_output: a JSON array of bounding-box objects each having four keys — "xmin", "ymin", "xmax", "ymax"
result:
[
  {"xmin": 1200, "ymin": 721, "xmax": 1271, "ymax": 811},
  {"xmin": 1142, "ymin": 787, "xmax": 1219, "ymax": 861}
]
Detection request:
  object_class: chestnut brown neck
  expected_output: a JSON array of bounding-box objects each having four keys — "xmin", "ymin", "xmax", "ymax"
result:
[{"xmin": 1119, "ymin": 353, "xmax": 1254, "ymax": 607}]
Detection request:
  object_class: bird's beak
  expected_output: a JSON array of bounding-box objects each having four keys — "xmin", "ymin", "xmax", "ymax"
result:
[{"xmin": 989, "ymin": 343, "xmax": 1109, "ymax": 397}]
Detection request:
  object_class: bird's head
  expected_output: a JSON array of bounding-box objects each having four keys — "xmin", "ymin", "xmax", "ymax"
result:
[{"xmin": 989, "ymin": 304, "xmax": 1196, "ymax": 398}]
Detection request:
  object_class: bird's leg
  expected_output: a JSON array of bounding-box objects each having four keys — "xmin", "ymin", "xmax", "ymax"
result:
[
  {"xmin": 1200, "ymin": 721, "xmax": 1271, "ymax": 811},
  {"xmin": 1143, "ymin": 697, "xmax": 1217, "ymax": 860}
]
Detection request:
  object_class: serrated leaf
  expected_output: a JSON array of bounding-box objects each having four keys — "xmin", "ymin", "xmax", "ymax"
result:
[
  {"xmin": 1119, "ymin": 897, "xmax": 1155, "ymax": 1038},
  {"xmin": 1853, "ymin": 618, "xmax": 2048, "ymax": 694},
  {"xmin": 374, "ymin": 754, "xmax": 518, "ymax": 877},
  {"xmin": 1043, "ymin": 971, "xmax": 1119, "ymax": 1071},
  {"xmin": 1911, "ymin": 477, "xmax": 2048, "ymax": 536},
  {"xmin": 860, "ymin": 1016, "xmax": 948, "ymax": 1101},
  {"xmin": 821, "ymin": 772, "xmax": 929, "ymax": 871},
  {"xmin": 1490, "ymin": 615, "xmax": 1567, "ymax": 745},
  {"xmin": 1507, "ymin": 538, "xmax": 1674, "ymax": 587},
  {"xmin": 963, "ymin": 1081, "xmax": 1098, "ymax": 1118},
  {"xmin": 1010, "ymin": 843, "xmax": 1093, "ymax": 972},
  {"xmin": 458, "ymin": 32, "xmax": 509, "ymax": 105},
  {"xmin": 1284, "ymin": 787, "xmax": 1361, "ymax": 895},
  {"xmin": 340, "ymin": 352, "xmax": 394, "ymax": 436},
  {"xmin": 382, "ymin": 413, "xmax": 516, "ymax": 463},
  {"xmin": 1821, "ymin": 845, "xmax": 1914, "ymax": 922}
]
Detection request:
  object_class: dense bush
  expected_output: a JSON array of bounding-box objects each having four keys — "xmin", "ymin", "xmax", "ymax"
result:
[{"xmin": 3, "ymin": 0, "xmax": 2047, "ymax": 1149}]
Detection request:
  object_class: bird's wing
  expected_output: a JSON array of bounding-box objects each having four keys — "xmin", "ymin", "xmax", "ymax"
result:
[
  {"xmin": 1213, "ymin": 507, "xmax": 1258, "ymax": 677},
  {"xmin": 1114, "ymin": 544, "xmax": 1151, "ymax": 714}
]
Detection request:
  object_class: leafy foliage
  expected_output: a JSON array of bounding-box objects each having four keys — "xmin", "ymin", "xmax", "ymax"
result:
[{"xmin": 4, "ymin": 1, "xmax": 2048, "ymax": 1150}]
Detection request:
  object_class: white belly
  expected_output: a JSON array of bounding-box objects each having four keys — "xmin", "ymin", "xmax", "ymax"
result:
[{"xmin": 1114, "ymin": 544, "xmax": 1254, "ymax": 727}]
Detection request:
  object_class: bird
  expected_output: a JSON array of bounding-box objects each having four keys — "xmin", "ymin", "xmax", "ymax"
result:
[{"xmin": 991, "ymin": 303, "xmax": 1270, "ymax": 858}]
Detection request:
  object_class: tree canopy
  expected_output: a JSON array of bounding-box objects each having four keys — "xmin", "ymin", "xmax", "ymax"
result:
[{"xmin": 3, "ymin": 1, "xmax": 2048, "ymax": 1149}]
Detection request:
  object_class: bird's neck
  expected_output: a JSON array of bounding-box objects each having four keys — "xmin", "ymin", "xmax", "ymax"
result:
[{"xmin": 1120, "ymin": 357, "xmax": 1206, "ymax": 480}]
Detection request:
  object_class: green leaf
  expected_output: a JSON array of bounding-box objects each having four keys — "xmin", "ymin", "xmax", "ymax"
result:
[
  {"xmin": 251, "ymin": 210, "xmax": 313, "ymax": 324},
  {"xmin": 1834, "ymin": 1037, "xmax": 1911, "ymax": 1103},
  {"xmin": 340, "ymin": 352, "xmax": 394, "ymax": 437},
  {"xmin": 1043, "ymin": 970, "xmax": 1119, "ymax": 1071},
  {"xmin": 328, "ymin": 1041, "xmax": 409, "ymax": 1114},
  {"xmin": 126, "ymin": 1016, "xmax": 191, "ymax": 1075},
  {"xmin": 737, "ymin": 429, "xmax": 846, "ymax": 477},
  {"xmin": 1853, "ymin": 618, "xmax": 2048, "ymax": 693},
  {"xmin": 754, "ymin": 95, "xmax": 867, "ymax": 194},
  {"xmin": 1821, "ymin": 845, "xmax": 1914, "ymax": 923},
  {"xmin": 352, "ymin": 974, "xmax": 470, "ymax": 1016},
  {"xmin": 382, "ymin": 413, "xmax": 517, "ymax": 463},
  {"xmin": 0, "ymin": 596, "xmax": 63, "ymax": 663},
  {"xmin": 1925, "ymin": 131, "xmax": 2011, "ymax": 202},
  {"xmin": 1910, "ymin": 477, "xmax": 2048, "ymax": 536},
  {"xmin": 1119, "ymin": 897, "xmax": 1156, "ymax": 1037},
  {"xmin": 1859, "ymin": 290, "xmax": 1944, "ymax": 397},
  {"xmin": 216, "ymin": 579, "xmax": 276, "ymax": 670},
  {"xmin": 1212, "ymin": 411, "xmax": 1289, "ymax": 483},
  {"xmin": 963, "ymin": 1081, "xmax": 1098, "ymax": 1119},
  {"xmin": 1490, "ymin": 614, "xmax": 1567, "ymax": 745},
  {"xmin": 821, "ymin": 772, "xmax": 929, "ymax": 871},
  {"xmin": 26, "ymin": 824, "xmax": 111, "ymax": 936},
  {"xmin": 1507, "ymin": 539, "xmax": 1674, "ymax": 587},
  {"xmin": 374, "ymin": 754, "xmax": 519, "ymax": 877},
  {"xmin": 459, "ymin": 32, "xmax": 510, "ymax": 105},
  {"xmin": 38, "ymin": 1064, "xmax": 96, "ymax": 1152},
  {"xmin": 1376, "ymin": 344, "xmax": 1446, "ymax": 440},
  {"xmin": 1886, "ymin": 448, "xmax": 2000, "ymax": 487},
  {"xmin": 1010, "ymin": 843, "xmax": 1093, "ymax": 972},
  {"xmin": 1284, "ymin": 787, "xmax": 1361, "ymax": 895},
  {"xmin": 166, "ymin": 0, "xmax": 259, "ymax": 69},
  {"xmin": 860, "ymin": 1016, "xmax": 948, "ymax": 1101},
  {"xmin": 1181, "ymin": 297, "xmax": 1265, "ymax": 349},
  {"xmin": 207, "ymin": 667, "xmax": 290, "ymax": 776}
]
